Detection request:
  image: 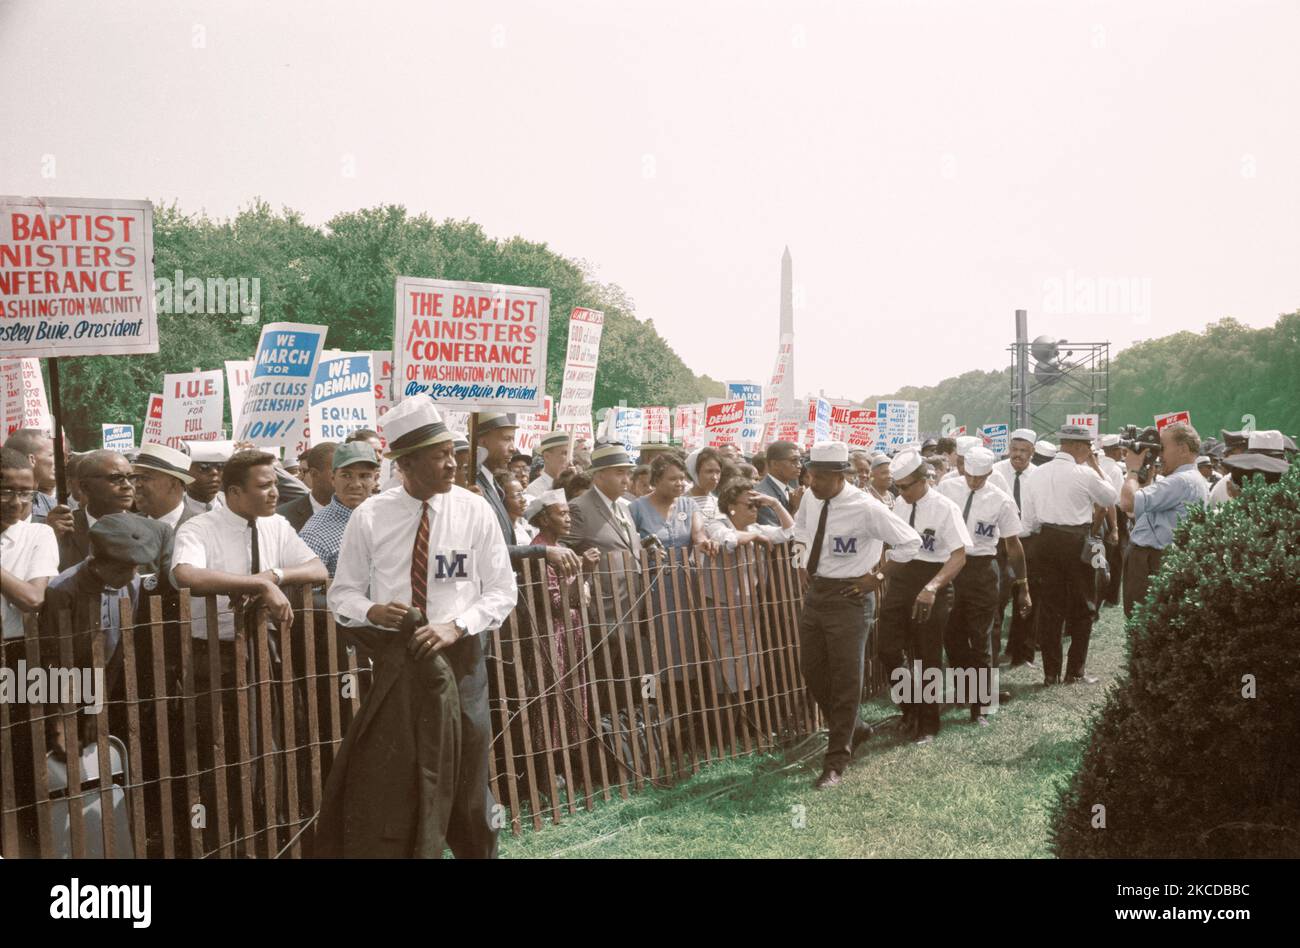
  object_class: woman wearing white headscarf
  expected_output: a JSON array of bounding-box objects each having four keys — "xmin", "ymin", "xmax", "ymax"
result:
[{"xmin": 685, "ymin": 447, "xmax": 724, "ymax": 522}]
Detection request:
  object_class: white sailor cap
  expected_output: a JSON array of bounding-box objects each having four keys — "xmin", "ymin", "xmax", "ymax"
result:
[
  {"xmin": 808, "ymin": 441, "xmax": 851, "ymax": 471},
  {"xmin": 1100, "ymin": 433, "xmax": 1121, "ymax": 448},
  {"xmin": 1034, "ymin": 440, "xmax": 1058, "ymax": 459},
  {"xmin": 1010, "ymin": 428, "xmax": 1037, "ymax": 445},
  {"xmin": 964, "ymin": 446, "xmax": 995, "ymax": 476},
  {"xmin": 523, "ymin": 488, "xmax": 567, "ymax": 523},
  {"xmin": 890, "ymin": 449, "xmax": 925, "ymax": 481},
  {"xmin": 1196, "ymin": 455, "xmax": 1211, "ymax": 465},
  {"xmin": 185, "ymin": 440, "xmax": 235, "ymax": 463},
  {"xmin": 955, "ymin": 435, "xmax": 981, "ymax": 456}
]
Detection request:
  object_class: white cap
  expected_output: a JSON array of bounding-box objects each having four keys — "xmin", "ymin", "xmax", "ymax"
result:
[
  {"xmin": 964, "ymin": 446, "xmax": 995, "ymax": 476},
  {"xmin": 133, "ymin": 443, "xmax": 194, "ymax": 484},
  {"xmin": 808, "ymin": 441, "xmax": 850, "ymax": 469},
  {"xmin": 1196, "ymin": 455, "xmax": 1211, "ymax": 465},
  {"xmin": 955, "ymin": 435, "xmax": 980, "ymax": 456},
  {"xmin": 1100, "ymin": 433, "xmax": 1121, "ymax": 448},
  {"xmin": 890, "ymin": 449, "xmax": 924, "ymax": 481},
  {"xmin": 523, "ymin": 487, "xmax": 567, "ymax": 523},
  {"xmin": 869, "ymin": 452, "xmax": 891, "ymax": 469},
  {"xmin": 1034, "ymin": 440, "xmax": 1058, "ymax": 458},
  {"xmin": 1010, "ymin": 428, "xmax": 1037, "ymax": 444},
  {"xmin": 186, "ymin": 440, "xmax": 234, "ymax": 463},
  {"xmin": 1248, "ymin": 429, "xmax": 1284, "ymax": 452}
]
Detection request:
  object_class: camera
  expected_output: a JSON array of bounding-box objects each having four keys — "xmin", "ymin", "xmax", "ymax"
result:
[{"xmin": 1119, "ymin": 424, "xmax": 1162, "ymax": 484}]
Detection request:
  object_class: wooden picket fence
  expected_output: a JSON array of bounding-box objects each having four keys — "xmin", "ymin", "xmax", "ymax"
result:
[{"xmin": 0, "ymin": 544, "xmax": 887, "ymax": 858}]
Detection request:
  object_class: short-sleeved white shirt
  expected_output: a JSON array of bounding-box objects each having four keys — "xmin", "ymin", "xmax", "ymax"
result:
[
  {"xmin": 171, "ymin": 505, "xmax": 317, "ymax": 640},
  {"xmin": 2, "ymin": 520, "xmax": 60, "ymax": 639}
]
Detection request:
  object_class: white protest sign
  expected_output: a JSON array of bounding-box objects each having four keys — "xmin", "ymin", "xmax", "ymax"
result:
[
  {"xmin": 101, "ymin": 424, "xmax": 134, "ymax": 450},
  {"xmin": 0, "ymin": 358, "xmax": 51, "ymax": 437},
  {"xmin": 309, "ymin": 351, "xmax": 376, "ymax": 446},
  {"xmin": 556, "ymin": 307, "xmax": 604, "ymax": 444},
  {"xmin": 1155, "ymin": 410, "xmax": 1190, "ymax": 432},
  {"xmin": 161, "ymin": 369, "xmax": 224, "ymax": 448},
  {"xmin": 642, "ymin": 406, "xmax": 670, "ymax": 444},
  {"xmin": 703, "ymin": 398, "xmax": 744, "ymax": 448},
  {"xmin": 225, "ymin": 359, "xmax": 253, "ymax": 427},
  {"xmin": 612, "ymin": 406, "xmax": 645, "ymax": 459},
  {"xmin": 233, "ymin": 322, "xmax": 327, "ymax": 451},
  {"xmin": 0, "ymin": 196, "xmax": 159, "ymax": 358},
  {"xmin": 394, "ymin": 277, "xmax": 549, "ymax": 412},
  {"xmin": 515, "ymin": 396, "xmax": 554, "ymax": 456},
  {"xmin": 141, "ymin": 394, "xmax": 164, "ymax": 445},
  {"xmin": 762, "ymin": 333, "xmax": 794, "ymax": 443},
  {"xmin": 808, "ymin": 397, "xmax": 832, "ymax": 444},
  {"xmin": 980, "ymin": 423, "xmax": 1009, "ymax": 455},
  {"xmin": 876, "ymin": 400, "xmax": 919, "ymax": 451},
  {"xmin": 727, "ymin": 381, "xmax": 764, "ymax": 453}
]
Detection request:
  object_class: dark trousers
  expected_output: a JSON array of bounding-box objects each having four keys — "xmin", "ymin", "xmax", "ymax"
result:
[
  {"xmin": 1104, "ymin": 516, "xmax": 1127, "ymax": 606},
  {"xmin": 798, "ymin": 580, "xmax": 869, "ymax": 771},
  {"xmin": 879, "ymin": 560, "xmax": 952, "ymax": 737},
  {"xmin": 442, "ymin": 632, "xmax": 499, "ymax": 859},
  {"xmin": 1034, "ymin": 526, "xmax": 1096, "ymax": 680},
  {"xmin": 945, "ymin": 556, "xmax": 999, "ymax": 716},
  {"xmin": 1003, "ymin": 536, "xmax": 1039, "ymax": 664},
  {"xmin": 1123, "ymin": 544, "xmax": 1163, "ymax": 618}
]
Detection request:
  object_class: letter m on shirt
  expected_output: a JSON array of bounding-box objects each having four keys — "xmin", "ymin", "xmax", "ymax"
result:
[
  {"xmin": 434, "ymin": 551, "xmax": 469, "ymax": 580},
  {"xmin": 832, "ymin": 536, "xmax": 857, "ymax": 554},
  {"xmin": 975, "ymin": 521, "xmax": 996, "ymax": 538}
]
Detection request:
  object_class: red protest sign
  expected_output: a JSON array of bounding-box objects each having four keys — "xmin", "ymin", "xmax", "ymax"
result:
[{"xmin": 1155, "ymin": 410, "xmax": 1190, "ymax": 431}]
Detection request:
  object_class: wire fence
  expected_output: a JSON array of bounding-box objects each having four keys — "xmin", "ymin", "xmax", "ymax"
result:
[{"xmin": 0, "ymin": 543, "xmax": 888, "ymax": 857}]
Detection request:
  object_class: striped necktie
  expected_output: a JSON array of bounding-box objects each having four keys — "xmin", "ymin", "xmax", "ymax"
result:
[{"xmin": 410, "ymin": 501, "xmax": 430, "ymax": 617}]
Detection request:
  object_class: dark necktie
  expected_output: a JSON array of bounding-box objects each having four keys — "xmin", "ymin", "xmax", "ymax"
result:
[
  {"xmin": 249, "ymin": 520, "xmax": 261, "ymax": 574},
  {"xmin": 963, "ymin": 489, "xmax": 975, "ymax": 526},
  {"xmin": 1013, "ymin": 471, "xmax": 1022, "ymax": 511},
  {"xmin": 410, "ymin": 501, "xmax": 430, "ymax": 617},
  {"xmin": 909, "ymin": 498, "xmax": 918, "ymax": 528},
  {"xmin": 806, "ymin": 498, "xmax": 830, "ymax": 576}
]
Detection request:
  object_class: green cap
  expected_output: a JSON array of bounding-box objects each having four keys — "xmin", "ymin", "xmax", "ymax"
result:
[{"xmin": 332, "ymin": 442, "xmax": 380, "ymax": 471}]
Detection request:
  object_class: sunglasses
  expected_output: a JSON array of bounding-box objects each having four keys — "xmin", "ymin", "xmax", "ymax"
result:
[{"xmin": 193, "ymin": 462, "xmax": 225, "ymax": 474}]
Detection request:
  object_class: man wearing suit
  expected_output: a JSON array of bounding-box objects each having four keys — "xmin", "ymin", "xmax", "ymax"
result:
[
  {"xmin": 474, "ymin": 412, "xmax": 579, "ymax": 576},
  {"xmin": 566, "ymin": 443, "xmax": 648, "ymax": 706},
  {"xmin": 756, "ymin": 440, "xmax": 803, "ymax": 527},
  {"xmin": 132, "ymin": 443, "xmax": 207, "ymax": 533},
  {"xmin": 277, "ymin": 442, "xmax": 337, "ymax": 532},
  {"xmin": 57, "ymin": 450, "xmax": 136, "ymax": 571}
]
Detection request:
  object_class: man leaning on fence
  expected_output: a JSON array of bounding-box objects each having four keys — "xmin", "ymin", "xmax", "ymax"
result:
[
  {"xmin": 170, "ymin": 449, "xmax": 327, "ymax": 856},
  {"xmin": 324, "ymin": 396, "xmax": 516, "ymax": 858},
  {"xmin": 793, "ymin": 441, "xmax": 921, "ymax": 789}
]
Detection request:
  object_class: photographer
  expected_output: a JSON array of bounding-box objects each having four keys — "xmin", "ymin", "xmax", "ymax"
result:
[{"xmin": 1119, "ymin": 423, "xmax": 1209, "ymax": 617}]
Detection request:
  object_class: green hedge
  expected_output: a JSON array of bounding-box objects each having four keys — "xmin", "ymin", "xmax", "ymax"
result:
[{"xmin": 1051, "ymin": 465, "xmax": 1300, "ymax": 857}]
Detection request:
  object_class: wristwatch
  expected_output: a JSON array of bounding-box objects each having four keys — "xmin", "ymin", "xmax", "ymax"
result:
[
  {"xmin": 923, "ymin": 581, "xmax": 940, "ymax": 594},
  {"xmin": 453, "ymin": 618, "xmax": 469, "ymax": 638},
  {"xmin": 873, "ymin": 570, "xmax": 886, "ymax": 583},
  {"xmin": 270, "ymin": 567, "xmax": 285, "ymax": 586}
]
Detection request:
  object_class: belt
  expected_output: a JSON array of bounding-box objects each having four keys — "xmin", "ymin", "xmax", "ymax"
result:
[
  {"xmin": 965, "ymin": 554, "xmax": 997, "ymax": 562},
  {"xmin": 1042, "ymin": 522, "xmax": 1090, "ymax": 536},
  {"xmin": 810, "ymin": 575, "xmax": 858, "ymax": 589}
]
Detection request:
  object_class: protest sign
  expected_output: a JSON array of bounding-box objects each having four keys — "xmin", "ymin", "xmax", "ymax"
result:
[
  {"xmin": 369, "ymin": 348, "xmax": 396, "ymax": 420},
  {"xmin": 0, "ymin": 357, "xmax": 51, "ymax": 437},
  {"xmin": 770, "ymin": 407, "xmax": 802, "ymax": 446},
  {"xmin": 762, "ymin": 333, "xmax": 794, "ymax": 442},
  {"xmin": 1155, "ymin": 410, "xmax": 1191, "ymax": 432},
  {"xmin": 834, "ymin": 407, "xmax": 878, "ymax": 450},
  {"xmin": 515, "ymin": 396, "xmax": 554, "ymax": 455},
  {"xmin": 727, "ymin": 381, "xmax": 764, "ymax": 453},
  {"xmin": 556, "ymin": 307, "xmax": 604, "ymax": 443},
  {"xmin": 808, "ymin": 397, "xmax": 832, "ymax": 444},
  {"xmin": 0, "ymin": 196, "xmax": 158, "ymax": 358},
  {"xmin": 309, "ymin": 351, "xmax": 376, "ymax": 446},
  {"xmin": 394, "ymin": 276, "xmax": 549, "ymax": 412},
  {"xmin": 1066, "ymin": 413, "xmax": 1099, "ymax": 438},
  {"xmin": 101, "ymin": 424, "xmax": 134, "ymax": 450},
  {"xmin": 611, "ymin": 406, "xmax": 645, "ymax": 459},
  {"xmin": 642, "ymin": 406, "xmax": 670, "ymax": 444},
  {"xmin": 225, "ymin": 359, "xmax": 253, "ymax": 426},
  {"xmin": 703, "ymin": 397, "xmax": 744, "ymax": 447},
  {"xmin": 141, "ymin": 394, "xmax": 164, "ymax": 445},
  {"xmin": 949, "ymin": 424, "xmax": 968, "ymax": 437},
  {"xmin": 232, "ymin": 322, "xmax": 326, "ymax": 451},
  {"xmin": 160, "ymin": 369, "xmax": 224, "ymax": 448},
  {"xmin": 876, "ymin": 400, "xmax": 920, "ymax": 451},
  {"xmin": 980, "ymin": 423, "xmax": 1009, "ymax": 455}
]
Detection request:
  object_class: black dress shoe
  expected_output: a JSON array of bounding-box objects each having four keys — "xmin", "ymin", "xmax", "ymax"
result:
[
  {"xmin": 1042, "ymin": 675, "xmax": 1061, "ymax": 686},
  {"xmin": 815, "ymin": 768, "xmax": 842, "ymax": 789},
  {"xmin": 1065, "ymin": 673, "xmax": 1100, "ymax": 685},
  {"xmin": 998, "ymin": 691, "xmax": 1012, "ymax": 704}
]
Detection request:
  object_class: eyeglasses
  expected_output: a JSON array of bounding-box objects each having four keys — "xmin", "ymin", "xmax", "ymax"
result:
[
  {"xmin": 192, "ymin": 462, "xmax": 225, "ymax": 475},
  {"xmin": 82, "ymin": 473, "xmax": 134, "ymax": 487},
  {"xmin": 0, "ymin": 489, "xmax": 36, "ymax": 502}
]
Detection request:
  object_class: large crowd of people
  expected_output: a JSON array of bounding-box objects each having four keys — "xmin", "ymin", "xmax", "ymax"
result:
[{"xmin": 1, "ymin": 406, "xmax": 1295, "ymax": 854}]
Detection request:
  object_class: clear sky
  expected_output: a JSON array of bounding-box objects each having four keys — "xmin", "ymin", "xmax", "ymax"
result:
[{"xmin": 3, "ymin": 0, "xmax": 1297, "ymax": 398}]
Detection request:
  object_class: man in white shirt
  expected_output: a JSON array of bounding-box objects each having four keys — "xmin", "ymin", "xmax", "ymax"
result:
[
  {"xmin": 793, "ymin": 442, "xmax": 921, "ymax": 786},
  {"xmin": 992, "ymin": 428, "xmax": 1037, "ymax": 664},
  {"xmin": 938, "ymin": 447, "xmax": 1030, "ymax": 724},
  {"xmin": 524, "ymin": 430, "xmax": 573, "ymax": 498},
  {"xmin": 131, "ymin": 443, "xmax": 207, "ymax": 533},
  {"xmin": 1020, "ymin": 425, "xmax": 1119, "ymax": 685},
  {"xmin": 171, "ymin": 449, "xmax": 327, "ymax": 855},
  {"xmin": 882, "ymin": 449, "xmax": 971, "ymax": 743},
  {"xmin": 328, "ymin": 396, "xmax": 516, "ymax": 859},
  {"xmin": 1, "ymin": 447, "xmax": 61, "ymax": 840},
  {"xmin": 942, "ymin": 435, "xmax": 1011, "ymax": 495}
]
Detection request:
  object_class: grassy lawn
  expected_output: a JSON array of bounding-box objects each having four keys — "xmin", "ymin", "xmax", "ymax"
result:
[{"xmin": 501, "ymin": 605, "xmax": 1127, "ymax": 858}]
